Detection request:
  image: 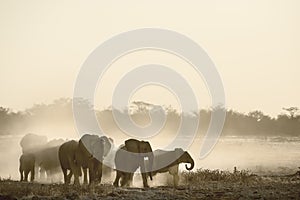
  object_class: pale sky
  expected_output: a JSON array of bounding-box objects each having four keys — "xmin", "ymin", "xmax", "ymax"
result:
[{"xmin": 0, "ymin": 0, "xmax": 299, "ymax": 117}]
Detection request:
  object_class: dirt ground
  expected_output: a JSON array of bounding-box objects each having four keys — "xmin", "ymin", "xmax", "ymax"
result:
[{"xmin": 0, "ymin": 174, "xmax": 299, "ymax": 200}]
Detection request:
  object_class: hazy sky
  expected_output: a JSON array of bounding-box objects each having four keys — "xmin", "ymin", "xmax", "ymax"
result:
[{"xmin": 0, "ymin": 0, "xmax": 299, "ymax": 117}]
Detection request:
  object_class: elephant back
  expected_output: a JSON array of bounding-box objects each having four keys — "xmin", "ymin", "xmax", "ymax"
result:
[
  {"xmin": 151, "ymin": 149, "xmax": 184, "ymax": 172},
  {"xmin": 20, "ymin": 133, "xmax": 48, "ymax": 154}
]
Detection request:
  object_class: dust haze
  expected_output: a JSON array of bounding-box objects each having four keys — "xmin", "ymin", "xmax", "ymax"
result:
[{"xmin": 0, "ymin": 100, "xmax": 299, "ymax": 183}]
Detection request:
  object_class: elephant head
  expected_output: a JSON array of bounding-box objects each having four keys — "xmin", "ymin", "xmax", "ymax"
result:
[
  {"xmin": 175, "ymin": 148, "xmax": 194, "ymax": 170},
  {"xmin": 125, "ymin": 139, "xmax": 154, "ymax": 181},
  {"xmin": 78, "ymin": 134, "xmax": 113, "ymax": 184}
]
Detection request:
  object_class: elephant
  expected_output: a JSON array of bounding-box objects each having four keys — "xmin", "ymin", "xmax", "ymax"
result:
[
  {"xmin": 58, "ymin": 140, "xmax": 82, "ymax": 184},
  {"xmin": 19, "ymin": 153, "xmax": 35, "ymax": 182},
  {"xmin": 35, "ymin": 145, "xmax": 62, "ymax": 182},
  {"xmin": 145, "ymin": 148, "xmax": 194, "ymax": 186},
  {"xmin": 58, "ymin": 134, "xmax": 112, "ymax": 185},
  {"xmin": 19, "ymin": 133, "xmax": 65, "ymax": 181},
  {"xmin": 113, "ymin": 139, "xmax": 154, "ymax": 188},
  {"xmin": 79, "ymin": 135, "xmax": 112, "ymax": 184},
  {"xmin": 20, "ymin": 133, "xmax": 47, "ymax": 154}
]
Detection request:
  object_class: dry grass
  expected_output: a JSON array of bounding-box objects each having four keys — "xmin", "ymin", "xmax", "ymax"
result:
[
  {"xmin": 0, "ymin": 179, "xmax": 115, "ymax": 200},
  {"xmin": 0, "ymin": 169, "xmax": 300, "ymax": 200},
  {"xmin": 181, "ymin": 168, "xmax": 260, "ymax": 184}
]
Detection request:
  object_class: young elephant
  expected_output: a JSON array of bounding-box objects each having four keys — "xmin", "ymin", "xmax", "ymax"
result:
[
  {"xmin": 113, "ymin": 139, "xmax": 154, "ymax": 188},
  {"xmin": 19, "ymin": 153, "xmax": 35, "ymax": 182},
  {"xmin": 145, "ymin": 148, "xmax": 194, "ymax": 186}
]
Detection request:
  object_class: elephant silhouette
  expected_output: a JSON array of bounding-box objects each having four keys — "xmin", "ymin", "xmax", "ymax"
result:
[
  {"xmin": 19, "ymin": 133, "xmax": 65, "ymax": 182},
  {"xmin": 113, "ymin": 139, "xmax": 154, "ymax": 188},
  {"xmin": 19, "ymin": 153, "xmax": 35, "ymax": 182},
  {"xmin": 58, "ymin": 134, "xmax": 113, "ymax": 185},
  {"xmin": 145, "ymin": 148, "xmax": 194, "ymax": 186}
]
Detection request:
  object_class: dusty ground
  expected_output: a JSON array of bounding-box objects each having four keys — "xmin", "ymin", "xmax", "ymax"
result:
[{"xmin": 0, "ymin": 174, "xmax": 299, "ymax": 200}]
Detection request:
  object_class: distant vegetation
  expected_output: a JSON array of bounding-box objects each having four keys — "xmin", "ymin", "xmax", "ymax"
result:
[
  {"xmin": 0, "ymin": 98, "xmax": 299, "ymax": 137},
  {"xmin": 181, "ymin": 168, "xmax": 259, "ymax": 184}
]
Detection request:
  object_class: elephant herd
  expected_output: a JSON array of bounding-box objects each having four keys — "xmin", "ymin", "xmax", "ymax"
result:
[{"xmin": 19, "ymin": 133, "xmax": 194, "ymax": 187}]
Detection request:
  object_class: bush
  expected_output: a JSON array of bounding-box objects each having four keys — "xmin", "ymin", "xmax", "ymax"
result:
[{"xmin": 181, "ymin": 168, "xmax": 259, "ymax": 184}]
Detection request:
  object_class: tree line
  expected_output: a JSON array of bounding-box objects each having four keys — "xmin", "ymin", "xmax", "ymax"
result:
[{"xmin": 0, "ymin": 98, "xmax": 299, "ymax": 137}]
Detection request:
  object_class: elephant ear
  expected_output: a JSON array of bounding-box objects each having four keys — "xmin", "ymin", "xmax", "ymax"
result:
[
  {"xmin": 99, "ymin": 136, "xmax": 112, "ymax": 157},
  {"xmin": 79, "ymin": 134, "xmax": 98, "ymax": 157},
  {"xmin": 125, "ymin": 139, "xmax": 140, "ymax": 153},
  {"xmin": 143, "ymin": 141, "xmax": 153, "ymax": 153}
]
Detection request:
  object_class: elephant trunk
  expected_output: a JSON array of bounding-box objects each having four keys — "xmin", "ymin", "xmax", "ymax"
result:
[
  {"xmin": 185, "ymin": 155, "xmax": 194, "ymax": 170},
  {"xmin": 185, "ymin": 158, "xmax": 195, "ymax": 170}
]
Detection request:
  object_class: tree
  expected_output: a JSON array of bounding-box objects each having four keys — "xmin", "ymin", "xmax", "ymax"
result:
[
  {"xmin": 248, "ymin": 110, "xmax": 265, "ymax": 121},
  {"xmin": 282, "ymin": 107, "xmax": 299, "ymax": 119}
]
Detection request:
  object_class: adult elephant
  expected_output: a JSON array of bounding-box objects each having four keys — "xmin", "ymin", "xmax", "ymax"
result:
[
  {"xmin": 36, "ymin": 145, "xmax": 62, "ymax": 182},
  {"xmin": 19, "ymin": 153, "xmax": 35, "ymax": 182},
  {"xmin": 58, "ymin": 140, "xmax": 82, "ymax": 185},
  {"xmin": 145, "ymin": 148, "xmax": 194, "ymax": 186},
  {"xmin": 20, "ymin": 133, "xmax": 48, "ymax": 154},
  {"xmin": 58, "ymin": 134, "xmax": 112, "ymax": 185},
  {"xmin": 19, "ymin": 134, "xmax": 65, "ymax": 181},
  {"xmin": 27, "ymin": 139, "xmax": 64, "ymax": 182},
  {"xmin": 113, "ymin": 139, "xmax": 154, "ymax": 188}
]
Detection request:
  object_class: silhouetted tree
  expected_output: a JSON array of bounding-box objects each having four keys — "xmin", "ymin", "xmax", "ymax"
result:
[
  {"xmin": 282, "ymin": 107, "xmax": 299, "ymax": 119},
  {"xmin": 0, "ymin": 99, "xmax": 299, "ymax": 137}
]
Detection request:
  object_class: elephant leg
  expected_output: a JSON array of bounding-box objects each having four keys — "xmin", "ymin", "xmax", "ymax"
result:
[
  {"xmin": 120, "ymin": 173, "xmax": 127, "ymax": 187},
  {"xmin": 34, "ymin": 165, "xmax": 39, "ymax": 180},
  {"xmin": 20, "ymin": 172, "xmax": 23, "ymax": 182},
  {"xmin": 67, "ymin": 158, "xmax": 81, "ymax": 185},
  {"xmin": 19, "ymin": 163, "xmax": 23, "ymax": 181},
  {"xmin": 121, "ymin": 172, "xmax": 132, "ymax": 187},
  {"xmin": 113, "ymin": 171, "xmax": 121, "ymax": 187},
  {"xmin": 66, "ymin": 170, "xmax": 73, "ymax": 184},
  {"xmin": 88, "ymin": 159, "xmax": 102, "ymax": 185},
  {"xmin": 24, "ymin": 170, "xmax": 29, "ymax": 182},
  {"xmin": 62, "ymin": 169, "xmax": 68, "ymax": 184},
  {"xmin": 62, "ymin": 169, "xmax": 72, "ymax": 184},
  {"xmin": 82, "ymin": 168, "xmax": 88, "ymax": 184},
  {"xmin": 30, "ymin": 167, "xmax": 35, "ymax": 182},
  {"xmin": 73, "ymin": 172, "xmax": 80, "ymax": 185},
  {"xmin": 127, "ymin": 173, "xmax": 134, "ymax": 187},
  {"xmin": 71, "ymin": 166, "xmax": 81, "ymax": 185},
  {"xmin": 139, "ymin": 157, "xmax": 150, "ymax": 188},
  {"xmin": 141, "ymin": 173, "xmax": 149, "ymax": 188},
  {"xmin": 169, "ymin": 165, "xmax": 179, "ymax": 187},
  {"xmin": 46, "ymin": 170, "xmax": 53, "ymax": 183},
  {"xmin": 20, "ymin": 169, "xmax": 23, "ymax": 181},
  {"xmin": 173, "ymin": 174, "xmax": 179, "ymax": 187},
  {"xmin": 88, "ymin": 165, "xmax": 95, "ymax": 185},
  {"xmin": 140, "ymin": 162, "xmax": 149, "ymax": 188},
  {"xmin": 40, "ymin": 167, "xmax": 46, "ymax": 180},
  {"xmin": 96, "ymin": 163, "xmax": 103, "ymax": 184}
]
